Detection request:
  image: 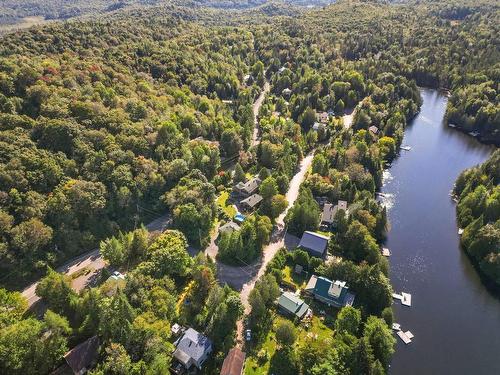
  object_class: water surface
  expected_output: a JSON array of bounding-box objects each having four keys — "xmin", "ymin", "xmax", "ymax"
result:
[{"xmin": 385, "ymin": 89, "xmax": 500, "ymax": 374}]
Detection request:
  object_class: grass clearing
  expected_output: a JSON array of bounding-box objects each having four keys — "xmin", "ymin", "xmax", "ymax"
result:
[
  {"xmin": 216, "ymin": 190, "xmax": 237, "ymax": 218},
  {"xmin": 282, "ymin": 265, "xmax": 308, "ymax": 289},
  {"xmin": 245, "ymin": 313, "xmax": 335, "ymax": 375}
]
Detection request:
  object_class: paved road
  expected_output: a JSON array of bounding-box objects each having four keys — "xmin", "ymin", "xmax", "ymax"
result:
[
  {"xmin": 251, "ymin": 81, "xmax": 271, "ymax": 147},
  {"xmin": 22, "ymin": 213, "xmax": 171, "ymax": 307}
]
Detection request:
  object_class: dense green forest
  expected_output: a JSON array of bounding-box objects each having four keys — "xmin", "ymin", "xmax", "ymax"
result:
[
  {"xmin": 0, "ymin": 0, "xmax": 499, "ymax": 374},
  {"xmin": 455, "ymin": 150, "xmax": 500, "ymax": 288}
]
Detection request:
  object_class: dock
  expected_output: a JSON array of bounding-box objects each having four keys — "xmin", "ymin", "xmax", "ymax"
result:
[
  {"xmin": 382, "ymin": 247, "xmax": 391, "ymax": 257},
  {"xmin": 397, "ymin": 330, "xmax": 412, "ymax": 344},
  {"xmin": 404, "ymin": 330, "xmax": 414, "ymax": 339},
  {"xmin": 392, "ymin": 293, "xmax": 402, "ymax": 301},
  {"xmin": 401, "ymin": 292, "xmax": 412, "ymax": 307}
]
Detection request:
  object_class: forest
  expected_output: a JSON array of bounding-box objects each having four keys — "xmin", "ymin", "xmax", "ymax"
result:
[
  {"xmin": 0, "ymin": 0, "xmax": 499, "ymax": 374},
  {"xmin": 455, "ymin": 149, "xmax": 500, "ymax": 289}
]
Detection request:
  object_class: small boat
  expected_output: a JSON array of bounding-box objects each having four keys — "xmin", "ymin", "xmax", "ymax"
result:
[
  {"xmin": 458, "ymin": 228, "xmax": 464, "ymax": 235},
  {"xmin": 392, "ymin": 323, "xmax": 401, "ymax": 331},
  {"xmin": 448, "ymin": 123, "xmax": 457, "ymax": 128},
  {"xmin": 400, "ymin": 145, "xmax": 412, "ymax": 151},
  {"xmin": 382, "ymin": 248, "xmax": 391, "ymax": 257},
  {"xmin": 468, "ymin": 131, "xmax": 479, "ymax": 137}
]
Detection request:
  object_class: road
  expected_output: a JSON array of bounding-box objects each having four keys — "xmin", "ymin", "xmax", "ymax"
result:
[
  {"xmin": 22, "ymin": 213, "xmax": 171, "ymax": 307},
  {"xmin": 251, "ymin": 81, "xmax": 271, "ymax": 147},
  {"xmin": 342, "ymin": 99, "xmax": 363, "ymax": 129},
  {"xmin": 209, "ymin": 152, "xmax": 315, "ymax": 343}
]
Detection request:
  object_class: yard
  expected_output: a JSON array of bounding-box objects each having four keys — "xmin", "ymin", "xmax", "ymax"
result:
[
  {"xmin": 282, "ymin": 265, "xmax": 308, "ymax": 290},
  {"xmin": 244, "ymin": 313, "xmax": 335, "ymax": 375},
  {"xmin": 216, "ymin": 190, "xmax": 237, "ymax": 218}
]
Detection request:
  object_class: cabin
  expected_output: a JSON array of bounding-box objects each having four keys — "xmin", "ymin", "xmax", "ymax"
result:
[
  {"xmin": 298, "ymin": 231, "xmax": 330, "ymax": 258},
  {"xmin": 240, "ymin": 194, "xmax": 263, "ymax": 211},
  {"xmin": 172, "ymin": 328, "xmax": 212, "ymax": 373},
  {"xmin": 277, "ymin": 291, "xmax": 310, "ymax": 320},
  {"xmin": 57, "ymin": 336, "xmax": 99, "ymax": 375},
  {"xmin": 368, "ymin": 125, "xmax": 379, "ymax": 134},
  {"xmin": 234, "ymin": 177, "xmax": 261, "ymax": 197},
  {"xmin": 219, "ymin": 221, "xmax": 241, "ymax": 235},
  {"xmin": 282, "ymin": 88, "xmax": 292, "ymax": 97},
  {"xmin": 220, "ymin": 348, "xmax": 246, "ymax": 375},
  {"xmin": 321, "ymin": 200, "xmax": 348, "ymax": 228},
  {"xmin": 304, "ymin": 275, "xmax": 355, "ymax": 308}
]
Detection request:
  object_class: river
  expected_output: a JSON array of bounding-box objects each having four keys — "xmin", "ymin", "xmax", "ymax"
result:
[{"xmin": 382, "ymin": 89, "xmax": 500, "ymax": 374}]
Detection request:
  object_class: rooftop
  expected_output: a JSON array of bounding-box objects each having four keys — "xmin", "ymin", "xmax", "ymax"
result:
[
  {"xmin": 64, "ymin": 336, "xmax": 99, "ymax": 375},
  {"xmin": 173, "ymin": 328, "xmax": 212, "ymax": 366},
  {"xmin": 241, "ymin": 193, "xmax": 263, "ymax": 208},
  {"xmin": 277, "ymin": 291, "xmax": 309, "ymax": 319},
  {"xmin": 305, "ymin": 275, "xmax": 355, "ymax": 307},
  {"xmin": 298, "ymin": 231, "xmax": 329, "ymax": 258},
  {"xmin": 220, "ymin": 347, "xmax": 246, "ymax": 375}
]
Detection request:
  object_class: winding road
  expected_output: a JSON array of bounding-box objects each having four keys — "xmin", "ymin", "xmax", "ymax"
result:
[{"xmin": 251, "ymin": 81, "xmax": 271, "ymax": 147}]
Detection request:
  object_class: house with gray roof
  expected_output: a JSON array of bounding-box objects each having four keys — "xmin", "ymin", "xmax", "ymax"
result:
[
  {"xmin": 304, "ymin": 275, "xmax": 355, "ymax": 308},
  {"xmin": 298, "ymin": 231, "xmax": 330, "ymax": 258},
  {"xmin": 234, "ymin": 177, "xmax": 261, "ymax": 197},
  {"xmin": 277, "ymin": 291, "xmax": 309, "ymax": 320},
  {"xmin": 240, "ymin": 194, "xmax": 263, "ymax": 211},
  {"xmin": 321, "ymin": 200, "xmax": 348, "ymax": 228},
  {"xmin": 172, "ymin": 328, "xmax": 212, "ymax": 373},
  {"xmin": 219, "ymin": 221, "xmax": 241, "ymax": 235}
]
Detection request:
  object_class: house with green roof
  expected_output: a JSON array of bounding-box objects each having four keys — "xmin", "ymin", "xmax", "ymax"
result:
[
  {"xmin": 304, "ymin": 275, "xmax": 355, "ymax": 308},
  {"xmin": 277, "ymin": 291, "xmax": 310, "ymax": 319}
]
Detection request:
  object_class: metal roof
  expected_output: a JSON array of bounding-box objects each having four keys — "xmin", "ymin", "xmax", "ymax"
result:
[{"xmin": 298, "ymin": 231, "xmax": 329, "ymax": 257}]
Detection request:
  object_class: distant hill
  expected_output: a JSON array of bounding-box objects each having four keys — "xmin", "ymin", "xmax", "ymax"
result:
[{"xmin": 0, "ymin": 0, "xmax": 334, "ymax": 28}]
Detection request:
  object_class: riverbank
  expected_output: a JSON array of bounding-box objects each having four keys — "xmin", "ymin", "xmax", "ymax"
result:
[{"xmin": 384, "ymin": 88, "xmax": 500, "ymax": 374}]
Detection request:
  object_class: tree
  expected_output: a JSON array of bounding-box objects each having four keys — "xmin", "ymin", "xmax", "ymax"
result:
[
  {"xmin": 100, "ymin": 236, "xmax": 126, "ymax": 268},
  {"xmin": 300, "ymin": 107, "xmax": 316, "ymax": 131},
  {"xmin": 276, "ymin": 320, "xmax": 297, "ymax": 348},
  {"xmin": 146, "ymin": 230, "xmax": 192, "ymax": 277},
  {"xmin": 363, "ymin": 316, "xmax": 395, "ymax": 369},
  {"xmin": 10, "ymin": 218, "xmax": 53, "ymax": 256},
  {"xmin": 233, "ymin": 163, "xmax": 246, "ymax": 185},
  {"xmin": 340, "ymin": 220, "xmax": 380, "ymax": 264},
  {"xmin": 270, "ymin": 194, "xmax": 288, "ymax": 219},
  {"xmin": 36, "ymin": 268, "xmax": 76, "ymax": 316},
  {"xmin": 335, "ymin": 306, "xmax": 361, "ymax": 336},
  {"xmin": 173, "ymin": 203, "xmax": 212, "ymax": 246},
  {"xmin": 0, "ymin": 289, "xmax": 27, "ymax": 327},
  {"xmin": 99, "ymin": 292, "xmax": 136, "ymax": 346}
]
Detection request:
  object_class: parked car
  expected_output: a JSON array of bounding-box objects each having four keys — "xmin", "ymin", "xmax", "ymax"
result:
[{"xmin": 245, "ymin": 329, "xmax": 251, "ymax": 341}]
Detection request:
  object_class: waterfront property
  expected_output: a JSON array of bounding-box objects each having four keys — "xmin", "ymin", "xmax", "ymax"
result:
[
  {"xmin": 320, "ymin": 200, "xmax": 348, "ymax": 229},
  {"xmin": 172, "ymin": 328, "xmax": 212, "ymax": 373},
  {"xmin": 298, "ymin": 231, "xmax": 330, "ymax": 258},
  {"xmin": 304, "ymin": 275, "xmax": 355, "ymax": 308},
  {"xmin": 234, "ymin": 177, "xmax": 261, "ymax": 197},
  {"xmin": 277, "ymin": 291, "xmax": 310, "ymax": 319},
  {"xmin": 220, "ymin": 347, "xmax": 246, "ymax": 375}
]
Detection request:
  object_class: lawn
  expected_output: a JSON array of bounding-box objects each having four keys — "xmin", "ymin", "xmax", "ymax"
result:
[
  {"xmin": 216, "ymin": 190, "xmax": 237, "ymax": 218},
  {"xmin": 282, "ymin": 265, "xmax": 308, "ymax": 290},
  {"xmin": 244, "ymin": 314, "xmax": 335, "ymax": 375}
]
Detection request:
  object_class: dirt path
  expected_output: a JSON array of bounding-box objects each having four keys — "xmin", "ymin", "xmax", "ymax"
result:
[
  {"xmin": 230, "ymin": 151, "xmax": 315, "ymax": 343},
  {"xmin": 342, "ymin": 100, "xmax": 363, "ymax": 129},
  {"xmin": 251, "ymin": 81, "xmax": 271, "ymax": 147},
  {"xmin": 22, "ymin": 213, "xmax": 171, "ymax": 307}
]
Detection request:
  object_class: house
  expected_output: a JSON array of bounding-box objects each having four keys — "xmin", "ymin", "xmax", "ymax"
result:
[
  {"xmin": 312, "ymin": 122, "xmax": 325, "ymax": 132},
  {"xmin": 240, "ymin": 194, "xmax": 263, "ymax": 211},
  {"xmin": 234, "ymin": 177, "xmax": 261, "ymax": 197},
  {"xmin": 282, "ymin": 88, "xmax": 292, "ymax": 97},
  {"xmin": 304, "ymin": 275, "xmax": 355, "ymax": 308},
  {"xmin": 368, "ymin": 125, "xmax": 379, "ymax": 134},
  {"xmin": 172, "ymin": 328, "xmax": 212, "ymax": 373},
  {"xmin": 219, "ymin": 221, "xmax": 241, "ymax": 235},
  {"xmin": 62, "ymin": 336, "xmax": 99, "ymax": 375},
  {"xmin": 321, "ymin": 200, "xmax": 348, "ymax": 228},
  {"xmin": 298, "ymin": 231, "xmax": 330, "ymax": 258},
  {"xmin": 103, "ymin": 271, "xmax": 126, "ymax": 297},
  {"xmin": 277, "ymin": 291, "xmax": 310, "ymax": 319},
  {"xmin": 278, "ymin": 66, "xmax": 286, "ymax": 74},
  {"xmin": 317, "ymin": 111, "xmax": 329, "ymax": 123},
  {"xmin": 220, "ymin": 348, "xmax": 246, "ymax": 375}
]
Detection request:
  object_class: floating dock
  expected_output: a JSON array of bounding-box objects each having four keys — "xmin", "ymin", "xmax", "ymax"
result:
[
  {"xmin": 397, "ymin": 330, "xmax": 412, "ymax": 344},
  {"xmin": 405, "ymin": 331, "xmax": 414, "ymax": 339},
  {"xmin": 392, "ymin": 293, "xmax": 402, "ymax": 301},
  {"xmin": 401, "ymin": 292, "xmax": 412, "ymax": 307},
  {"xmin": 382, "ymin": 248, "xmax": 391, "ymax": 257}
]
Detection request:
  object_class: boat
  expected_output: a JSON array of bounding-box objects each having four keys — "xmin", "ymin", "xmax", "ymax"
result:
[{"xmin": 400, "ymin": 145, "xmax": 412, "ymax": 151}]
